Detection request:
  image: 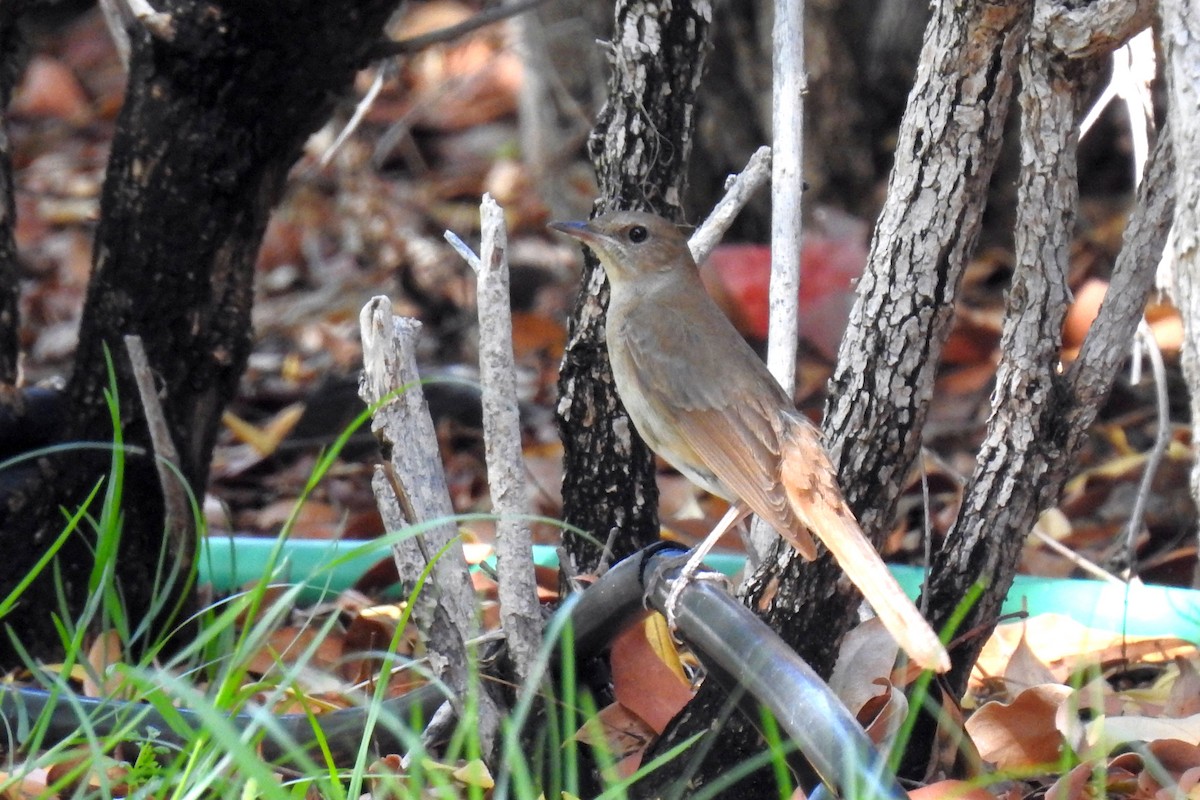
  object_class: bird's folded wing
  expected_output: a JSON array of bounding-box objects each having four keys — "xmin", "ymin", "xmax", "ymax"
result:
[{"xmin": 621, "ymin": 316, "xmax": 817, "ymax": 559}]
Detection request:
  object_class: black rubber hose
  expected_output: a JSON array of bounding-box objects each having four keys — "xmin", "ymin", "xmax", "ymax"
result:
[{"xmin": 642, "ymin": 548, "xmax": 910, "ymax": 800}]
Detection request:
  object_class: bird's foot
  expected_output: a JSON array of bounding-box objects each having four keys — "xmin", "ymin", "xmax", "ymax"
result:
[{"xmin": 663, "ymin": 550, "xmax": 729, "ymax": 631}]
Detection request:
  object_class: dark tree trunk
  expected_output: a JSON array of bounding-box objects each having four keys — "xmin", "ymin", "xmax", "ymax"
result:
[
  {"xmin": 0, "ymin": 1, "xmax": 26, "ymax": 389},
  {"xmin": 0, "ymin": 0, "xmax": 400, "ymax": 667},
  {"xmin": 557, "ymin": 0, "xmax": 712, "ymax": 573}
]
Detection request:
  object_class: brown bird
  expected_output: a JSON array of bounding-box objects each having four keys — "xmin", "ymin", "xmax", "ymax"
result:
[{"xmin": 550, "ymin": 211, "xmax": 950, "ymax": 673}]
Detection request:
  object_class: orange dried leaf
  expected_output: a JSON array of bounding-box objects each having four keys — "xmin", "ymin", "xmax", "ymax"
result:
[
  {"xmin": 858, "ymin": 680, "xmax": 908, "ymax": 748},
  {"xmin": 1002, "ymin": 628, "xmax": 1058, "ymax": 698},
  {"xmin": 221, "ymin": 403, "xmax": 305, "ymax": 457},
  {"xmin": 610, "ymin": 617, "xmax": 694, "ymax": 734},
  {"xmin": 965, "ymin": 684, "xmax": 1071, "ymax": 769},
  {"xmin": 83, "ymin": 629, "xmax": 126, "ymax": 698},
  {"xmin": 574, "ymin": 702, "xmax": 655, "ymax": 778},
  {"xmin": 1166, "ymin": 659, "xmax": 1200, "ymax": 718}
]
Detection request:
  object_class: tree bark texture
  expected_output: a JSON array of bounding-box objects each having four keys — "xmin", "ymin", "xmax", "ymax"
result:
[
  {"xmin": 0, "ymin": 0, "xmax": 400, "ymax": 666},
  {"xmin": 923, "ymin": 18, "xmax": 1090, "ymax": 697},
  {"xmin": 756, "ymin": 0, "xmax": 1033, "ymax": 678},
  {"xmin": 919, "ymin": 1, "xmax": 1166, "ymax": 701},
  {"xmin": 1162, "ymin": 0, "xmax": 1200, "ymax": 566},
  {"xmin": 557, "ymin": 0, "xmax": 712, "ymax": 572},
  {"xmin": 0, "ymin": 2, "xmax": 26, "ymax": 388},
  {"xmin": 639, "ymin": 1, "xmax": 1031, "ymax": 794}
]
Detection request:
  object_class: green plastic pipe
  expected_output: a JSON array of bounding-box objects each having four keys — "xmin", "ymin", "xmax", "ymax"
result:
[{"xmin": 200, "ymin": 537, "xmax": 1200, "ymax": 640}]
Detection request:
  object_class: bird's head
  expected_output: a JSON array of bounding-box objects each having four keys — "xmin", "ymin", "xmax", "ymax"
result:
[{"xmin": 549, "ymin": 211, "xmax": 692, "ymax": 285}]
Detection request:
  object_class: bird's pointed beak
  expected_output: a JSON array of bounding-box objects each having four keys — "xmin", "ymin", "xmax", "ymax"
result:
[{"xmin": 548, "ymin": 220, "xmax": 600, "ymax": 244}]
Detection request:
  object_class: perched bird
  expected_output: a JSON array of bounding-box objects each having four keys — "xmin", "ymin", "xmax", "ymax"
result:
[{"xmin": 550, "ymin": 211, "xmax": 950, "ymax": 673}]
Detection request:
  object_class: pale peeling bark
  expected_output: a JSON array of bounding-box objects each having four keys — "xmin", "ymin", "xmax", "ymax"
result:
[
  {"xmin": 741, "ymin": 0, "xmax": 1033, "ymax": 675},
  {"xmin": 1162, "ymin": 0, "xmax": 1200, "ymax": 566},
  {"xmin": 557, "ymin": 0, "xmax": 712, "ymax": 571}
]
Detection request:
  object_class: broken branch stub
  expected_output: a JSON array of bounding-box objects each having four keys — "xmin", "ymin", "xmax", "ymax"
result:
[{"xmin": 357, "ymin": 298, "xmax": 486, "ymax": 723}]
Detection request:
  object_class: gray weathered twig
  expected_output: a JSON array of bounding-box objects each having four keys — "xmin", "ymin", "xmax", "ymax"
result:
[
  {"xmin": 451, "ymin": 195, "xmax": 543, "ymax": 683},
  {"xmin": 358, "ymin": 298, "xmax": 500, "ymax": 754}
]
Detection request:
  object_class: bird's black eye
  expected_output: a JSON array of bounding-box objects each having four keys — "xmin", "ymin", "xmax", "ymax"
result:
[{"xmin": 628, "ymin": 225, "xmax": 649, "ymax": 244}]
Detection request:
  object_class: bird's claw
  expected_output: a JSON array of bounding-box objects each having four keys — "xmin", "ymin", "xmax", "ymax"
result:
[{"xmin": 663, "ymin": 555, "xmax": 729, "ymax": 632}]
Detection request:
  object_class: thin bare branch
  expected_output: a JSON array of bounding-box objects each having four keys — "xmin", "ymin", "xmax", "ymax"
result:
[
  {"xmin": 124, "ymin": 335, "xmax": 193, "ymax": 581},
  {"xmin": 358, "ymin": 298, "xmax": 500, "ymax": 753},
  {"xmin": 688, "ymin": 146, "xmax": 772, "ymax": 265}
]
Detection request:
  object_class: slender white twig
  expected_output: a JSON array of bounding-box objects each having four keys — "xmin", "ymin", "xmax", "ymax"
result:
[
  {"xmin": 766, "ymin": 0, "xmax": 805, "ymax": 396},
  {"xmin": 1031, "ymin": 524, "xmax": 1125, "ymax": 585},
  {"xmin": 1118, "ymin": 321, "xmax": 1171, "ymax": 579},
  {"xmin": 452, "ymin": 195, "xmax": 542, "ymax": 682},
  {"xmin": 444, "ymin": 231, "xmax": 482, "ymax": 272},
  {"xmin": 688, "ymin": 146, "xmax": 773, "ymax": 265},
  {"xmin": 1079, "ymin": 28, "xmax": 1156, "ymax": 185},
  {"xmin": 748, "ymin": 0, "xmax": 806, "ymax": 560},
  {"xmin": 124, "ymin": 335, "xmax": 192, "ymax": 570},
  {"xmin": 320, "ymin": 66, "xmax": 390, "ymax": 168},
  {"xmin": 358, "ymin": 298, "xmax": 499, "ymax": 752}
]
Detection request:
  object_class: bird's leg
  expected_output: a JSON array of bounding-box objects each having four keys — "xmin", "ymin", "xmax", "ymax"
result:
[{"xmin": 665, "ymin": 502, "xmax": 751, "ymax": 628}]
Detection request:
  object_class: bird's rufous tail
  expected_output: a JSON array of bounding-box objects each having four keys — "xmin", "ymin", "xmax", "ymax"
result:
[{"xmin": 780, "ymin": 433, "xmax": 951, "ymax": 673}]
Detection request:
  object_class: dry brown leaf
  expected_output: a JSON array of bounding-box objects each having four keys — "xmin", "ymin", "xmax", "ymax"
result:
[
  {"xmin": 451, "ymin": 759, "xmax": 494, "ymax": 790},
  {"xmin": 245, "ymin": 625, "xmax": 344, "ymax": 679},
  {"xmin": 1002, "ymin": 627, "xmax": 1058, "ymax": 698},
  {"xmin": 610, "ymin": 616, "xmax": 694, "ymax": 734},
  {"xmin": 222, "ymin": 403, "xmax": 305, "ymax": 457},
  {"xmin": 0, "ymin": 766, "xmax": 50, "ymax": 799},
  {"xmin": 1044, "ymin": 759, "xmax": 1141, "ymax": 800},
  {"xmin": 83, "ymin": 629, "xmax": 125, "ymax": 699},
  {"xmin": 1137, "ymin": 739, "xmax": 1200, "ymax": 797},
  {"xmin": 858, "ymin": 680, "xmax": 908, "ymax": 749},
  {"xmin": 1166, "ymin": 658, "xmax": 1200, "ymax": 718},
  {"xmin": 11, "ymin": 56, "xmax": 91, "ymax": 123},
  {"xmin": 830, "ymin": 617, "xmax": 901, "ymax": 716},
  {"xmin": 574, "ymin": 702, "xmax": 655, "ymax": 778},
  {"xmin": 1147, "ymin": 300, "xmax": 1184, "ymax": 354},
  {"xmin": 966, "ymin": 684, "xmax": 1072, "ymax": 769},
  {"xmin": 247, "ymin": 498, "xmax": 340, "ymax": 538},
  {"xmin": 973, "ymin": 614, "xmax": 1194, "ymax": 690},
  {"xmin": 1062, "ymin": 278, "xmax": 1109, "ymax": 352},
  {"xmin": 1082, "ymin": 711, "xmax": 1200, "ymax": 755}
]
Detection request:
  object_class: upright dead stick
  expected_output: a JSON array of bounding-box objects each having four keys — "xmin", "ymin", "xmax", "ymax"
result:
[
  {"xmin": 468, "ymin": 195, "xmax": 542, "ymax": 682},
  {"xmin": 358, "ymin": 298, "xmax": 499, "ymax": 754}
]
